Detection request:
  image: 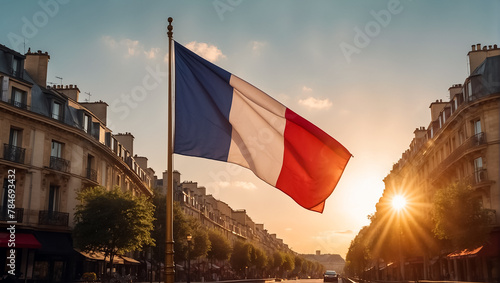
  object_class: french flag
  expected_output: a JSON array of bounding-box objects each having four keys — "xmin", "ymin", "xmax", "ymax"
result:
[{"xmin": 174, "ymin": 41, "xmax": 351, "ymax": 213}]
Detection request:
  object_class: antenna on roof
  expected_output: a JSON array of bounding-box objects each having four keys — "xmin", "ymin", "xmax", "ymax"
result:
[
  {"xmin": 55, "ymin": 76, "xmax": 63, "ymax": 85},
  {"xmin": 84, "ymin": 92, "xmax": 92, "ymax": 102}
]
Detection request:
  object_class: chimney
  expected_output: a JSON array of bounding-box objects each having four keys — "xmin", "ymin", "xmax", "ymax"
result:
[
  {"xmin": 24, "ymin": 49, "xmax": 50, "ymax": 88},
  {"xmin": 468, "ymin": 43, "xmax": 500, "ymax": 74},
  {"xmin": 81, "ymin": 100, "xmax": 108, "ymax": 125},
  {"xmin": 54, "ymin": 84, "xmax": 80, "ymax": 102},
  {"xmin": 134, "ymin": 155, "xmax": 148, "ymax": 169},
  {"xmin": 448, "ymin": 84, "xmax": 462, "ymax": 99},
  {"xmin": 114, "ymin": 132, "xmax": 134, "ymax": 156},
  {"xmin": 429, "ymin": 100, "xmax": 447, "ymax": 121}
]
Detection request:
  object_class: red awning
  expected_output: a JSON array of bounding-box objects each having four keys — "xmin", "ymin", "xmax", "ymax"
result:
[
  {"xmin": 447, "ymin": 246, "xmax": 483, "ymax": 259},
  {"xmin": 0, "ymin": 233, "xmax": 41, "ymax": 249}
]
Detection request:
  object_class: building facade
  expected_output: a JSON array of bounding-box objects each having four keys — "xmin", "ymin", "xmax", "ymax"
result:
[
  {"xmin": 381, "ymin": 44, "xmax": 500, "ymax": 281},
  {"xmin": 157, "ymin": 170, "xmax": 293, "ymax": 254},
  {"xmin": 0, "ymin": 44, "xmax": 154, "ymax": 282}
]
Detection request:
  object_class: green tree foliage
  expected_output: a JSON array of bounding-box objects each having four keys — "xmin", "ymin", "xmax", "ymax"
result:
[
  {"xmin": 74, "ymin": 187, "xmax": 154, "ymax": 278},
  {"xmin": 190, "ymin": 227, "xmax": 210, "ymax": 259},
  {"xmin": 150, "ymin": 190, "xmax": 166, "ymax": 267},
  {"xmin": 432, "ymin": 181, "xmax": 492, "ymax": 250},
  {"xmin": 345, "ymin": 226, "xmax": 370, "ymax": 277},
  {"xmin": 282, "ymin": 253, "xmax": 295, "ymax": 276},
  {"xmin": 207, "ymin": 230, "xmax": 232, "ymax": 262},
  {"xmin": 230, "ymin": 241, "xmax": 253, "ymax": 276},
  {"xmin": 252, "ymin": 246, "xmax": 268, "ymax": 272}
]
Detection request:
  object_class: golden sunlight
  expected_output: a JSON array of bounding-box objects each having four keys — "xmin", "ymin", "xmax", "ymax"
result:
[{"xmin": 392, "ymin": 195, "xmax": 407, "ymax": 211}]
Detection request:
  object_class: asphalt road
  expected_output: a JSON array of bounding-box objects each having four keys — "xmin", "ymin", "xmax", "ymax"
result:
[{"xmin": 292, "ymin": 279, "xmax": 348, "ymax": 283}]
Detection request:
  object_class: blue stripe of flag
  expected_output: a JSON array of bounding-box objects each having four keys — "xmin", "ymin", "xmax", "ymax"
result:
[{"xmin": 174, "ymin": 41, "xmax": 233, "ymax": 161}]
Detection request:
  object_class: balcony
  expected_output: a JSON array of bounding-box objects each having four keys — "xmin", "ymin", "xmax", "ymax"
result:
[
  {"xmin": 8, "ymin": 99, "xmax": 28, "ymax": 110},
  {"xmin": 38, "ymin": 210, "xmax": 69, "ymax": 226},
  {"xmin": 0, "ymin": 207, "xmax": 24, "ymax": 223},
  {"xmin": 49, "ymin": 156, "xmax": 70, "ymax": 173},
  {"xmin": 430, "ymin": 132, "xmax": 487, "ymax": 181},
  {"xmin": 86, "ymin": 167, "xmax": 97, "ymax": 182},
  {"xmin": 3, "ymin": 144, "xmax": 26, "ymax": 164},
  {"xmin": 468, "ymin": 168, "xmax": 489, "ymax": 185}
]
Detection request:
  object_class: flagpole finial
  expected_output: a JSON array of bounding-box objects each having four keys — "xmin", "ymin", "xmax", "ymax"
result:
[{"xmin": 167, "ymin": 17, "xmax": 173, "ymax": 38}]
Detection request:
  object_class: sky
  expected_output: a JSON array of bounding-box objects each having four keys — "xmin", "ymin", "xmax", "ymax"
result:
[{"xmin": 1, "ymin": 0, "xmax": 499, "ymax": 258}]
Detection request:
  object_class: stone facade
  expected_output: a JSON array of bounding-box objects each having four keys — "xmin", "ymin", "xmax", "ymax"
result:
[
  {"xmin": 381, "ymin": 44, "xmax": 500, "ymax": 281},
  {"xmin": 0, "ymin": 44, "xmax": 154, "ymax": 282}
]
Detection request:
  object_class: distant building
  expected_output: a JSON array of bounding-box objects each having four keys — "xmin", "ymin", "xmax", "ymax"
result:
[
  {"xmin": 381, "ymin": 43, "xmax": 500, "ymax": 281},
  {"xmin": 303, "ymin": 251, "xmax": 346, "ymax": 273},
  {"xmin": 0, "ymin": 45, "xmax": 154, "ymax": 282},
  {"xmin": 157, "ymin": 171, "xmax": 292, "ymax": 253}
]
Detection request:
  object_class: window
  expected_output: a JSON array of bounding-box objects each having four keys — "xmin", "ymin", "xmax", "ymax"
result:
[
  {"xmin": 1, "ymin": 179, "xmax": 10, "ymax": 211},
  {"xmin": 51, "ymin": 141, "xmax": 63, "ymax": 158},
  {"xmin": 11, "ymin": 57, "xmax": 21, "ymax": 77},
  {"xmin": 83, "ymin": 114, "xmax": 91, "ymax": 133},
  {"xmin": 474, "ymin": 157, "xmax": 484, "ymax": 183},
  {"xmin": 474, "ymin": 119, "xmax": 481, "ymax": 135},
  {"xmin": 48, "ymin": 185, "xmax": 60, "ymax": 212},
  {"xmin": 11, "ymin": 88, "xmax": 27, "ymax": 109},
  {"xmin": 468, "ymin": 81, "xmax": 473, "ymax": 100},
  {"xmin": 9, "ymin": 128, "xmax": 22, "ymax": 147},
  {"xmin": 52, "ymin": 102, "xmax": 62, "ymax": 120}
]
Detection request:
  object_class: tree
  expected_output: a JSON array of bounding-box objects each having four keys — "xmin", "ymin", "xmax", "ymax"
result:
[
  {"xmin": 251, "ymin": 246, "xmax": 267, "ymax": 277},
  {"xmin": 282, "ymin": 253, "xmax": 295, "ymax": 278},
  {"xmin": 293, "ymin": 256, "xmax": 303, "ymax": 278},
  {"xmin": 207, "ymin": 230, "xmax": 232, "ymax": 262},
  {"xmin": 230, "ymin": 241, "xmax": 252, "ymax": 277},
  {"xmin": 272, "ymin": 251, "xmax": 284, "ymax": 277},
  {"xmin": 74, "ymin": 187, "xmax": 155, "ymax": 281},
  {"xmin": 345, "ymin": 226, "xmax": 370, "ymax": 277},
  {"xmin": 432, "ymin": 181, "xmax": 493, "ymax": 250}
]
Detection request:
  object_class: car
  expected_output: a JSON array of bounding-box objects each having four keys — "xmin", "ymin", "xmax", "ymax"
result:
[{"xmin": 323, "ymin": 270, "xmax": 338, "ymax": 282}]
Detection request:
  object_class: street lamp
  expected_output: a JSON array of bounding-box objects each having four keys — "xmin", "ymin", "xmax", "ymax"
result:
[
  {"xmin": 187, "ymin": 235, "xmax": 192, "ymax": 283},
  {"xmin": 392, "ymin": 195, "xmax": 406, "ymax": 281}
]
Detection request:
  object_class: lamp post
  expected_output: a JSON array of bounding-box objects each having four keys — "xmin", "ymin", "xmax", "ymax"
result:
[
  {"xmin": 187, "ymin": 235, "xmax": 192, "ymax": 283},
  {"xmin": 392, "ymin": 195, "xmax": 406, "ymax": 282}
]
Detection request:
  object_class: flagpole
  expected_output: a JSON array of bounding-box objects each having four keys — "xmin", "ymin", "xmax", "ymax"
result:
[{"xmin": 165, "ymin": 17, "xmax": 175, "ymax": 283}]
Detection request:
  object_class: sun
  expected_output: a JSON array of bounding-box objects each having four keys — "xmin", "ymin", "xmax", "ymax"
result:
[{"xmin": 392, "ymin": 195, "xmax": 407, "ymax": 211}]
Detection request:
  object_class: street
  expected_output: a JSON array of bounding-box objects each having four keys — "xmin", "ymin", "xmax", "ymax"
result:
[{"xmin": 287, "ymin": 279, "xmax": 350, "ymax": 283}]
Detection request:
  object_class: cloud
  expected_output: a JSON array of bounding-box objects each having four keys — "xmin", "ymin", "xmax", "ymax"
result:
[
  {"xmin": 298, "ymin": 97, "xmax": 333, "ymax": 110},
  {"xmin": 234, "ymin": 181, "xmax": 257, "ymax": 190},
  {"xmin": 185, "ymin": 41, "xmax": 226, "ymax": 63},
  {"xmin": 302, "ymin": 86, "xmax": 313, "ymax": 92},
  {"xmin": 251, "ymin": 41, "xmax": 267, "ymax": 52},
  {"xmin": 102, "ymin": 35, "xmax": 159, "ymax": 59},
  {"xmin": 144, "ymin": 47, "xmax": 160, "ymax": 59},
  {"xmin": 217, "ymin": 181, "xmax": 231, "ymax": 188}
]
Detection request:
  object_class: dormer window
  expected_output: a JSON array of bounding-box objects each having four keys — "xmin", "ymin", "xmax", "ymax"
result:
[
  {"xmin": 11, "ymin": 88, "xmax": 27, "ymax": 109},
  {"xmin": 11, "ymin": 57, "xmax": 21, "ymax": 77},
  {"xmin": 83, "ymin": 113, "xmax": 91, "ymax": 133},
  {"xmin": 52, "ymin": 101, "xmax": 62, "ymax": 120}
]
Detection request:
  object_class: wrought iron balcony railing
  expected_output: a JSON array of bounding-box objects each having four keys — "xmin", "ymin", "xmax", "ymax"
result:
[
  {"xmin": 38, "ymin": 210, "xmax": 69, "ymax": 226},
  {"xmin": 467, "ymin": 168, "xmax": 489, "ymax": 185},
  {"xmin": 49, "ymin": 156, "xmax": 70, "ymax": 172},
  {"xmin": 430, "ymin": 132, "xmax": 487, "ymax": 181},
  {"xmin": 8, "ymin": 99, "xmax": 28, "ymax": 110},
  {"xmin": 3, "ymin": 144, "xmax": 26, "ymax": 164},
  {"xmin": 86, "ymin": 167, "xmax": 97, "ymax": 182},
  {"xmin": 0, "ymin": 207, "xmax": 24, "ymax": 222}
]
